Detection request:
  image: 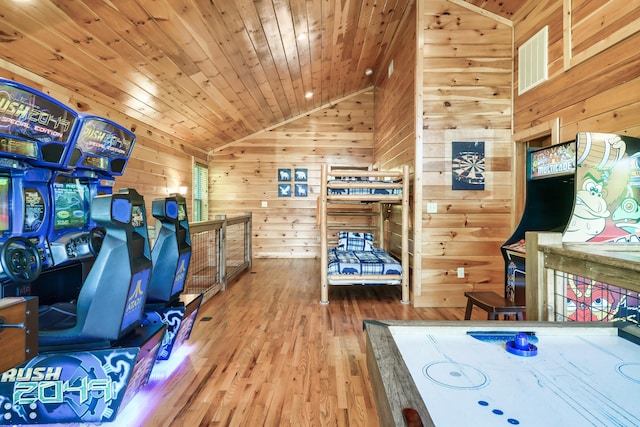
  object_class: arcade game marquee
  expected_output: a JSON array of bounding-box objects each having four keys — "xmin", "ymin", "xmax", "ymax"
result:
[
  {"xmin": 0, "ymin": 79, "xmax": 200, "ymax": 425},
  {"xmin": 501, "ymin": 132, "xmax": 640, "ymax": 322}
]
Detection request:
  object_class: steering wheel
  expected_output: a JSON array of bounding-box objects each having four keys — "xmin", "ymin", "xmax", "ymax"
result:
[
  {"xmin": 88, "ymin": 227, "xmax": 106, "ymax": 257},
  {"xmin": 0, "ymin": 237, "xmax": 42, "ymax": 284}
]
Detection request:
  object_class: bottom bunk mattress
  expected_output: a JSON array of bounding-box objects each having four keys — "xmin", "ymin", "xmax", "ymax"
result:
[{"xmin": 327, "ymin": 248, "xmax": 402, "ymax": 285}]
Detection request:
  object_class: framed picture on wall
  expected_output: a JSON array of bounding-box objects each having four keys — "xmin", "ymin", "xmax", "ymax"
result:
[
  {"xmin": 294, "ymin": 168, "xmax": 308, "ymax": 181},
  {"xmin": 452, "ymin": 141, "xmax": 485, "ymax": 190},
  {"xmin": 278, "ymin": 168, "xmax": 291, "ymax": 182},
  {"xmin": 295, "ymin": 183, "xmax": 308, "ymax": 197},
  {"xmin": 278, "ymin": 183, "xmax": 292, "ymax": 197}
]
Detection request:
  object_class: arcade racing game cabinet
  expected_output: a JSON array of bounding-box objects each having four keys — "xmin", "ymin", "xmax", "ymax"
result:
[
  {"xmin": 1, "ymin": 189, "xmax": 165, "ymax": 425},
  {"xmin": 0, "ymin": 80, "xmax": 164, "ymax": 425},
  {"xmin": 44, "ymin": 115, "xmax": 137, "ymax": 305},
  {"xmin": 0, "ymin": 78, "xmax": 80, "ymax": 299}
]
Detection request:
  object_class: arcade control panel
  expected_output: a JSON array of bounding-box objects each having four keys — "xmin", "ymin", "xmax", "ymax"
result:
[{"xmin": 503, "ymin": 239, "xmax": 526, "ymax": 254}]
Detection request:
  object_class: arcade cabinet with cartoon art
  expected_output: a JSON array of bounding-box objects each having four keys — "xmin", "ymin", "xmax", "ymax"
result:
[{"xmin": 502, "ymin": 132, "xmax": 640, "ymax": 323}]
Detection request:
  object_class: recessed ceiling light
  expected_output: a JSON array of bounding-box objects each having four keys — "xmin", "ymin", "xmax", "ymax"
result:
[
  {"xmin": 297, "ymin": 33, "xmax": 307, "ymax": 41},
  {"xmin": 305, "ymin": 91, "xmax": 313, "ymax": 99}
]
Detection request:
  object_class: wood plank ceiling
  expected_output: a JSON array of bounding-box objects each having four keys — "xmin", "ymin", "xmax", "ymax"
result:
[{"xmin": 0, "ymin": 0, "xmax": 521, "ymax": 154}]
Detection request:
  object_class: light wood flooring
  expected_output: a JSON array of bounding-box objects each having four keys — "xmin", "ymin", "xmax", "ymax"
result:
[{"xmin": 110, "ymin": 258, "xmax": 485, "ymax": 426}]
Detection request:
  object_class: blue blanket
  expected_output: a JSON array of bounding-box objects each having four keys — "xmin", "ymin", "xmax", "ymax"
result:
[{"xmin": 327, "ymin": 248, "xmax": 402, "ymax": 275}]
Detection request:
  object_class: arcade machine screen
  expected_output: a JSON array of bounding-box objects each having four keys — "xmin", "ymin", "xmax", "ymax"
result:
[
  {"xmin": 0, "ymin": 177, "xmax": 9, "ymax": 233},
  {"xmin": 178, "ymin": 202, "xmax": 187, "ymax": 221},
  {"xmin": 52, "ymin": 176, "xmax": 90, "ymax": 231},
  {"xmin": 176, "ymin": 201, "xmax": 188, "ymax": 245},
  {"xmin": 130, "ymin": 204, "xmax": 149, "ymax": 266},
  {"xmin": 173, "ymin": 200, "xmax": 191, "ymax": 296}
]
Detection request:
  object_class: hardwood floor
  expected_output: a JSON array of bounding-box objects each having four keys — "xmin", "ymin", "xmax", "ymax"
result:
[{"xmin": 111, "ymin": 258, "xmax": 480, "ymax": 427}]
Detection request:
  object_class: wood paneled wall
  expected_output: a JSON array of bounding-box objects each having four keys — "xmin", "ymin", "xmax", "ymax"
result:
[
  {"xmin": 417, "ymin": 0, "xmax": 513, "ymax": 307},
  {"xmin": 373, "ymin": 4, "xmax": 417, "ymax": 172},
  {"xmin": 0, "ymin": 62, "xmax": 206, "ymax": 228},
  {"xmin": 372, "ymin": 2, "xmax": 419, "ymax": 299},
  {"xmin": 208, "ymin": 90, "xmax": 375, "ymax": 258},
  {"xmin": 513, "ymin": 0, "xmax": 640, "ymax": 140}
]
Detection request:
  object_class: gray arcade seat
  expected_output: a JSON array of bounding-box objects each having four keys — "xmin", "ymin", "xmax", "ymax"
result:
[
  {"xmin": 145, "ymin": 193, "xmax": 192, "ymax": 308},
  {"xmin": 38, "ymin": 188, "xmax": 152, "ymax": 351}
]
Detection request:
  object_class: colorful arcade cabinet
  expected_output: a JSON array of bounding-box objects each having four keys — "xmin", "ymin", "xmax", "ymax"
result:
[
  {"xmin": 501, "ymin": 141, "xmax": 576, "ymax": 306},
  {"xmin": 0, "ymin": 78, "xmax": 80, "ymax": 298},
  {"xmin": 0, "ymin": 188, "xmax": 166, "ymax": 425},
  {"xmin": 502, "ymin": 132, "xmax": 640, "ymax": 322},
  {"xmin": 44, "ymin": 115, "xmax": 137, "ymax": 302}
]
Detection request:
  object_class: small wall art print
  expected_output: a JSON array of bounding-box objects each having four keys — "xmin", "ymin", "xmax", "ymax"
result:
[
  {"xmin": 278, "ymin": 183, "xmax": 292, "ymax": 197},
  {"xmin": 452, "ymin": 141, "xmax": 485, "ymax": 190},
  {"xmin": 294, "ymin": 168, "xmax": 308, "ymax": 182},
  {"xmin": 278, "ymin": 168, "xmax": 291, "ymax": 182},
  {"xmin": 295, "ymin": 183, "xmax": 308, "ymax": 197}
]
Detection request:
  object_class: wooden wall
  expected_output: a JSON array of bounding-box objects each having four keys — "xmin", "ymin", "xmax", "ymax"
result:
[
  {"xmin": 0, "ymin": 62, "xmax": 206, "ymax": 228},
  {"xmin": 417, "ymin": 0, "xmax": 513, "ymax": 307},
  {"xmin": 512, "ymin": 0, "xmax": 640, "ymax": 140},
  {"xmin": 413, "ymin": 0, "xmax": 640, "ymax": 308},
  {"xmin": 372, "ymin": 1, "xmax": 419, "ymax": 297},
  {"xmin": 373, "ymin": 3, "xmax": 417, "ymax": 172},
  {"xmin": 208, "ymin": 90, "xmax": 375, "ymax": 258}
]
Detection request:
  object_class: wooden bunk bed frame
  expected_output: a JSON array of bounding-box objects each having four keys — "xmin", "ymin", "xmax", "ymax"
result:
[{"xmin": 319, "ymin": 164, "xmax": 410, "ymax": 304}]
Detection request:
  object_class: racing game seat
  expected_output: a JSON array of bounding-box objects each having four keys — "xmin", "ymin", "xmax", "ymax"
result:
[
  {"xmin": 145, "ymin": 194, "xmax": 191, "ymax": 308},
  {"xmin": 38, "ymin": 188, "xmax": 152, "ymax": 351}
]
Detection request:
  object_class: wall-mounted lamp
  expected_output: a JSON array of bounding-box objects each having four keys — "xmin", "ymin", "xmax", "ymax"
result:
[{"xmin": 167, "ymin": 186, "xmax": 188, "ymax": 195}]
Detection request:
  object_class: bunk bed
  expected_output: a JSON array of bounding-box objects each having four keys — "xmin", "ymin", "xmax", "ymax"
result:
[{"xmin": 318, "ymin": 164, "xmax": 410, "ymax": 304}]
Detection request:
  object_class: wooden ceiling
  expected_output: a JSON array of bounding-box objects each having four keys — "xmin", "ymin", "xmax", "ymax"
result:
[{"xmin": 0, "ymin": 0, "xmax": 522, "ymax": 154}]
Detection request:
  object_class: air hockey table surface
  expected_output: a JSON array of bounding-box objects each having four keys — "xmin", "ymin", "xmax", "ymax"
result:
[{"xmin": 364, "ymin": 320, "xmax": 640, "ymax": 427}]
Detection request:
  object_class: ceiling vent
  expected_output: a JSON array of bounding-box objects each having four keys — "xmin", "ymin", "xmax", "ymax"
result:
[{"xmin": 518, "ymin": 26, "xmax": 548, "ymax": 95}]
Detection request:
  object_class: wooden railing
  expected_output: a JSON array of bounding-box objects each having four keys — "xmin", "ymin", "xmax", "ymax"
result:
[
  {"xmin": 185, "ymin": 213, "xmax": 252, "ymax": 303},
  {"xmin": 525, "ymin": 231, "xmax": 640, "ymax": 322}
]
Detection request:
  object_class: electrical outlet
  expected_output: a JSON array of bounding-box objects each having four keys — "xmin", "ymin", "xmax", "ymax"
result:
[
  {"xmin": 427, "ymin": 203, "xmax": 437, "ymax": 213},
  {"xmin": 261, "ymin": 201, "xmax": 268, "ymax": 208},
  {"xmin": 457, "ymin": 267, "xmax": 465, "ymax": 278}
]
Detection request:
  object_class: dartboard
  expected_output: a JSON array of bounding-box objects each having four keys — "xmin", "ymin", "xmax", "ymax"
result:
[{"xmin": 453, "ymin": 151, "xmax": 485, "ymax": 185}]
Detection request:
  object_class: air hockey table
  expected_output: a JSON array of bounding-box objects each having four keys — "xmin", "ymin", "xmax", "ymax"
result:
[{"xmin": 365, "ymin": 320, "xmax": 640, "ymax": 427}]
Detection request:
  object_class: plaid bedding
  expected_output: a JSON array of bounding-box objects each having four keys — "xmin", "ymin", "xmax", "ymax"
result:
[
  {"xmin": 327, "ymin": 248, "xmax": 402, "ymax": 275},
  {"xmin": 327, "ymin": 186, "xmax": 402, "ymax": 196},
  {"xmin": 337, "ymin": 231, "xmax": 374, "ymax": 251},
  {"xmin": 327, "ymin": 179, "xmax": 402, "ymax": 196}
]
